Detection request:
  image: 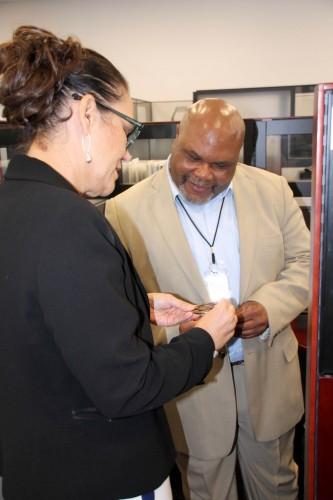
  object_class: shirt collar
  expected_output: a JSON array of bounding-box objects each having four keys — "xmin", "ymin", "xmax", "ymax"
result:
[{"xmin": 166, "ymin": 154, "xmax": 234, "ymax": 205}]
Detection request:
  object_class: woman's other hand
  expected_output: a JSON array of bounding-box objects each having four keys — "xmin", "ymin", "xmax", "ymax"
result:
[
  {"xmin": 148, "ymin": 292, "xmax": 197, "ymax": 326},
  {"xmin": 196, "ymin": 299, "xmax": 237, "ymax": 350}
]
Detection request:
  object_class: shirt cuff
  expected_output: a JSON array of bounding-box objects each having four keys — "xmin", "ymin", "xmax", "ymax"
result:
[{"xmin": 259, "ymin": 327, "xmax": 270, "ymax": 341}]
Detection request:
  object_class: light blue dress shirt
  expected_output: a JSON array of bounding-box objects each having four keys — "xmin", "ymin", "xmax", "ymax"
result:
[{"xmin": 166, "ymin": 159, "xmax": 244, "ymax": 363}]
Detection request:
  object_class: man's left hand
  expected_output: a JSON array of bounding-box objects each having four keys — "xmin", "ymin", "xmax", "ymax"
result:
[{"xmin": 235, "ymin": 300, "xmax": 268, "ymax": 339}]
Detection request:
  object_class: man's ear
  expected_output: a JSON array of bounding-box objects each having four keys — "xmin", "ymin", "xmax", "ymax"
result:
[{"xmin": 79, "ymin": 94, "xmax": 97, "ymax": 134}]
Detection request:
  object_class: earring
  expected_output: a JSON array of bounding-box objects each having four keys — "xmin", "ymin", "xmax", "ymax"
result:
[{"xmin": 81, "ymin": 134, "xmax": 92, "ymax": 163}]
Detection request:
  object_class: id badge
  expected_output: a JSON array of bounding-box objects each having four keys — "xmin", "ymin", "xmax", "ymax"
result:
[{"xmin": 203, "ymin": 265, "xmax": 231, "ymax": 302}]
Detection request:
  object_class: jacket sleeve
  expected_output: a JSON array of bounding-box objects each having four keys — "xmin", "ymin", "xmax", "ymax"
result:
[
  {"xmin": 247, "ymin": 174, "xmax": 310, "ymax": 344},
  {"xmin": 38, "ymin": 200, "xmax": 214, "ymax": 418}
]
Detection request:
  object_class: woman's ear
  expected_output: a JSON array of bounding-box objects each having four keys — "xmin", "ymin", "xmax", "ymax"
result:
[{"xmin": 79, "ymin": 94, "xmax": 97, "ymax": 135}]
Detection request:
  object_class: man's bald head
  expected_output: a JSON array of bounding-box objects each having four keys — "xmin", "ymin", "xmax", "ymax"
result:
[
  {"xmin": 178, "ymin": 98, "xmax": 245, "ymax": 150},
  {"xmin": 170, "ymin": 99, "xmax": 245, "ymax": 204}
]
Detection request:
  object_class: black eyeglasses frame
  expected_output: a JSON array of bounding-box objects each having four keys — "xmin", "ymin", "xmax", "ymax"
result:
[{"xmin": 72, "ymin": 93, "xmax": 144, "ymax": 148}]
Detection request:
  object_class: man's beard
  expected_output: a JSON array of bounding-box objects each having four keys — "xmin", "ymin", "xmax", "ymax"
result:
[{"xmin": 178, "ymin": 176, "xmax": 215, "ymax": 205}]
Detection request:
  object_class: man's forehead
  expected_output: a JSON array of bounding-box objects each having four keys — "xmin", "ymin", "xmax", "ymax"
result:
[{"xmin": 179, "ymin": 125, "xmax": 234, "ymax": 147}]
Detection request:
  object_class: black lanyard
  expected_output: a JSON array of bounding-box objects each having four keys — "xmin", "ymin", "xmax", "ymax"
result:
[{"xmin": 176, "ymin": 194, "xmax": 225, "ymax": 266}]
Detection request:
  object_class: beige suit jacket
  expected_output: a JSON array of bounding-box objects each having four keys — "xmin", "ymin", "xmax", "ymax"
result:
[{"xmin": 106, "ymin": 163, "xmax": 310, "ymax": 460}]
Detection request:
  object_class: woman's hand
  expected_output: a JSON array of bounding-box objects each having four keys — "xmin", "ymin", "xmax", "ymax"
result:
[
  {"xmin": 179, "ymin": 320, "xmax": 198, "ymax": 334},
  {"xmin": 195, "ymin": 299, "xmax": 237, "ymax": 350},
  {"xmin": 148, "ymin": 293, "xmax": 197, "ymax": 327}
]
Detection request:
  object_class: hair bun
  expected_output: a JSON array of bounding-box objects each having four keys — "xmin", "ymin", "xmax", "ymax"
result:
[{"xmin": 0, "ymin": 25, "xmax": 82, "ymax": 126}]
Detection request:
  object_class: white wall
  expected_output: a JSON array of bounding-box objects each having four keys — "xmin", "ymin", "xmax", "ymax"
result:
[{"xmin": 0, "ymin": 0, "xmax": 332, "ymax": 101}]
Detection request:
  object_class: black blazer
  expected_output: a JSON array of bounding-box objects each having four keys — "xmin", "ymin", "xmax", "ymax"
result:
[{"xmin": 0, "ymin": 155, "xmax": 214, "ymax": 500}]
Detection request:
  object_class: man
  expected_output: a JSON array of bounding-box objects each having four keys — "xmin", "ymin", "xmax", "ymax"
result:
[{"xmin": 106, "ymin": 99, "xmax": 310, "ymax": 499}]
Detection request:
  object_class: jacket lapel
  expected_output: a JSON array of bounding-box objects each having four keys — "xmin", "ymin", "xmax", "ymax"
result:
[
  {"xmin": 233, "ymin": 165, "xmax": 258, "ymax": 303},
  {"xmin": 150, "ymin": 168, "xmax": 210, "ymax": 302}
]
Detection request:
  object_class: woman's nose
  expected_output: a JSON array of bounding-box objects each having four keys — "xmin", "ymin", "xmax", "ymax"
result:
[{"xmin": 122, "ymin": 150, "xmax": 132, "ymax": 161}]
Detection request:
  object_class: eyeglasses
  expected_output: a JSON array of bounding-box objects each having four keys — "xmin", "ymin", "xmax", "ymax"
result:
[{"xmin": 72, "ymin": 93, "xmax": 143, "ymax": 149}]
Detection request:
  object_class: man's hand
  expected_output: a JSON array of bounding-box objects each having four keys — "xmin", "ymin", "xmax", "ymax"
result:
[
  {"xmin": 148, "ymin": 293, "xmax": 196, "ymax": 326},
  {"xmin": 235, "ymin": 300, "xmax": 268, "ymax": 339}
]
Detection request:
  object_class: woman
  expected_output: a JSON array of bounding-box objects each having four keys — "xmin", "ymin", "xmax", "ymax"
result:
[{"xmin": 0, "ymin": 26, "xmax": 236, "ymax": 500}]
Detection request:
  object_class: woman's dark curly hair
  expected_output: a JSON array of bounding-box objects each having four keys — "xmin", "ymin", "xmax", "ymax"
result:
[{"xmin": 0, "ymin": 26, "xmax": 128, "ymax": 146}]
